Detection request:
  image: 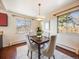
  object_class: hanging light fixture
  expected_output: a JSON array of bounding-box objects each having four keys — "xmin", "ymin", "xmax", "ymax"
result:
[{"xmin": 36, "ymin": 3, "xmax": 45, "ymax": 21}]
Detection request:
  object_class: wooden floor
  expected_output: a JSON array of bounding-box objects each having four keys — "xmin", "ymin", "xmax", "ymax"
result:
[
  {"xmin": 0, "ymin": 43, "xmax": 78, "ymax": 59},
  {"xmin": 0, "ymin": 43, "xmax": 26, "ymax": 59},
  {"xmin": 56, "ymin": 46, "xmax": 79, "ymax": 59}
]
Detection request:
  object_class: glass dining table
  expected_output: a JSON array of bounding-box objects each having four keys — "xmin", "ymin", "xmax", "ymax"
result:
[{"xmin": 30, "ymin": 36, "xmax": 49, "ymax": 59}]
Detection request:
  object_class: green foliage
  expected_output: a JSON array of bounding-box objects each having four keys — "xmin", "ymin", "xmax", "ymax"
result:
[{"xmin": 36, "ymin": 27, "xmax": 42, "ymax": 36}]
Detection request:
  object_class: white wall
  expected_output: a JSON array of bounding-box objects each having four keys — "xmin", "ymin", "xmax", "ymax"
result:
[
  {"xmin": 0, "ymin": 9, "xmax": 17, "ymax": 47},
  {"xmin": 0, "ymin": 0, "xmax": 6, "ymax": 10},
  {"xmin": 57, "ymin": 33, "xmax": 79, "ymax": 54},
  {"xmin": 0, "ymin": 8, "xmax": 39, "ymax": 47},
  {"xmin": 50, "ymin": 17, "xmax": 57, "ymax": 35},
  {"xmin": 49, "ymin": 16, "xmax": 79, "ymax": 54},
  {"xmin": 49, "ymin": 1, "xmax": 79, "ymax": 54}
]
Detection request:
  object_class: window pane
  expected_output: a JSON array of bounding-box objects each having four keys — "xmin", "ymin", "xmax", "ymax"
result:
[
  {"xmin": 44, "ymin": 21, "xmax": 49, "ymax": 30},
  {"xmin": 16, "ymin": 19, "xmax": 31, "ymax": 34},
  {"xmin": 16, "ymin": 19, "xmax": 25, "ymax": 27}
]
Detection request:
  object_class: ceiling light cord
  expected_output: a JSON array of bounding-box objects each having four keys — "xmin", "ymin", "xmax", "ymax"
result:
[
  {"xmin": 38, "ymin": 3, "xmax": 41, "ymax": 16},
  {"xmin": 36, "ymin": 3, "xmax": 45, "ymax": 21}
]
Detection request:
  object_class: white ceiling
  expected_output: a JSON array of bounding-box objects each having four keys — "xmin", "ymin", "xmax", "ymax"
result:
[{"xmin": 2, "ymin": 0, "xmax": 76, "ymax": 17}]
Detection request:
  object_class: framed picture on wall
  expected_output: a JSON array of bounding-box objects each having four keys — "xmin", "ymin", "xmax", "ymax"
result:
[{"xmin": 0, "ymin": 13, "xmax": 8, "ymax": 26}]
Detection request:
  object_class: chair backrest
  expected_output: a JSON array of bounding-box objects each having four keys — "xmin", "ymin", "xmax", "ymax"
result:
[
  {"xmin": 42, "ymin": 32, "xmax": 50, "ymax": 38},
  {"xmin": 46, "ymin": 35, "xmax": 56, "ymax": 57},
  {"xmin": 27, "ymin": 35, "xmax": 33, "ymax": 45}
]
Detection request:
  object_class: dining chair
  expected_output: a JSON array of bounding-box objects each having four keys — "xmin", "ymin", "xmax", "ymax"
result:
[
  {"xmin": 42, "ymin": 32, "xmax": 50, "ymax": 38},
  {"xmin": 42, "ymin": 32, "xmax": 50, "ymax": 47},
  {"xmin": 27, "ymin": 35, "xmax": 38, "ymax": 59},
  {"xmin": 42, "ymin": 36, "xmax": 56, "ymax": 59}
]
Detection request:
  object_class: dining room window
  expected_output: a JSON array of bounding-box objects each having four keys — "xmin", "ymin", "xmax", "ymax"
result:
[
  {"xmin": 44, "ymin": 21, "xmax": 49, "ymax": 31},
  {"xmin": 16, "ymin": 18, "xmax": 31, "ymax": 34},
  {"xmin": 57, "ymin": 10, "xmax": 79, "ymax": 33},
  {"xmin": 41, "ymin": 20, "xmax": 50, "ymax": 37}
]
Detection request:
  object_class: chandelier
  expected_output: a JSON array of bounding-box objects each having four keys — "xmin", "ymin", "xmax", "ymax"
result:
[{"xmin": 36, "ymin": 3, "xmax": 45, "ymax": 21}]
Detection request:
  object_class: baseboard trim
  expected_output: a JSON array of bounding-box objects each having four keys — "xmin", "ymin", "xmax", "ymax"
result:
[
  {"xmin": 1, "ymin": 42, "xmax": 26, "ymax": 49},
  {"xmin": 56, "ymin": 45, "xmax": 79, "ymax": 58}
]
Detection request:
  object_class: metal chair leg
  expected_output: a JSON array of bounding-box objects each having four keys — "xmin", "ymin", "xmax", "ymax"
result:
[
  {"xmin": 31, "ymin": 51, "xmax": 32, "ymax": 59},
  {"xmin": 27, "ymin": 50, "xmax": 29, "ymax": 56},
  {"xmin": 48, "ymin": 57, "xmax": 50, "ymax": 59},
  {"xmin": 53, "ymin": 55, "xmax": 55, "ymax": 59}
]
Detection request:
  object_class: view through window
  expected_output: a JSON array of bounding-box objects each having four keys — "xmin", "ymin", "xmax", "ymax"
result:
[{"xmin": 16, "ymin": 19, "xmax": 31, "ymax": 34}]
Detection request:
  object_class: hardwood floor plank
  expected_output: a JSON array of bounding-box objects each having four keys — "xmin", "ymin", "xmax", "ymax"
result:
[
  {"xmin": 56, "ymin": 46, "xmax": 79, "ymax": 59},
  {"xmin": 0, "ymin": 43, "xmax": 78, "ymax": 59}
]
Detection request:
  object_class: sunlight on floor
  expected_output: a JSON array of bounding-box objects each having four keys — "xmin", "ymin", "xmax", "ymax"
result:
[
  {"xmin": 16, "ymin": 45, "xmax": 74, "ymax": 59},
  {"xmin": 16, "ymin": 45, "xmax": 29, "ymax": 59}
]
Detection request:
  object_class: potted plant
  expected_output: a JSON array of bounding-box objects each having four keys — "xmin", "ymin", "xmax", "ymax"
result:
[{"xmin": 36, "ymin": 27, "xmax": 42, "ymax": 37}]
